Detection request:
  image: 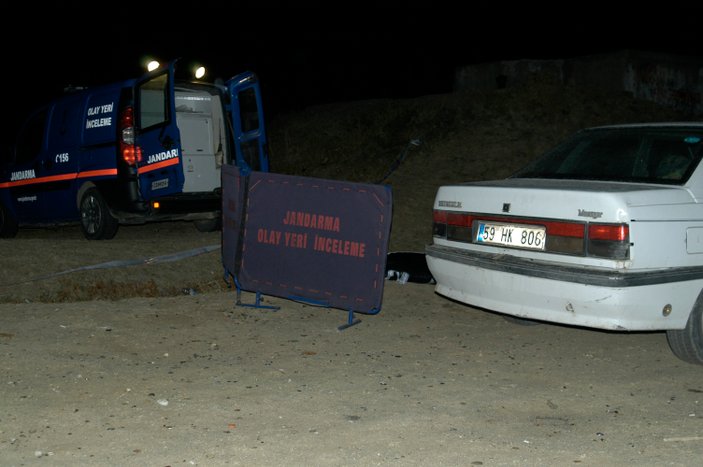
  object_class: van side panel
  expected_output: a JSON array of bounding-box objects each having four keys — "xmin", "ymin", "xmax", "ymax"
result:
[
  {"xmin": 7, "ymin": 107, "xmax": 51, "ymax": 222},
  {"xmin": 82, "ymin": 91, "xmax": 119, "ymax": 147},
  {"xmin": 79, "ymin": 87, "xmax": 125, "ymax": 211},
  {"xmin": 43, "ymin": 94, "xmax": 82, "ymax": 220},
  {"xmin": 4, "ymin": 87, "xmax": 121, "ymax": 225}
]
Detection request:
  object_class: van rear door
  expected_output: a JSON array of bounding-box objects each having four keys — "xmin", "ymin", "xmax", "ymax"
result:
[
  {"xmin": 134, "ymin": 63, "xmax": 183, "ymax": 200},
  {"xmin": 226, "ymin": 72, "xmax": 269, "ymax": 174}
]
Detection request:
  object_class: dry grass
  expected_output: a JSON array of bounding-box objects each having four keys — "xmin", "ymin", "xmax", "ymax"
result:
[{"xmin": 40, "ymin": 277, "xmax": 232, "ymax": 303}]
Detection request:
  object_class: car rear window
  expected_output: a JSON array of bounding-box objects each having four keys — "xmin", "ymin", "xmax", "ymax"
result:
[{"xmin": 513, "ymin": 127, "xmax": 703, "ymax": 184}]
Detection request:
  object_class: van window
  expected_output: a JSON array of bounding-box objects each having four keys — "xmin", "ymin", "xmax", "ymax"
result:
[
  {"xmin": 236, "ymin": 87, "xmax": 262, "ymax": 171},
  {"xmin": 16, "ymin": 109, "xmax": 48, "ymax": 164},
  {"xmin": 138, "ymin": 73, "xmax": 169, "ymax": 129},
  {"xmin": 238, "ymin": 87, "xmax": 260, "ymax": 133}
]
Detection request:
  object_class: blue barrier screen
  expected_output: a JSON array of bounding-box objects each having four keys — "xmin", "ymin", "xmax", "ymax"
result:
[{"xmin": 222, "ymin": 169, "xmax": 392, "ymax": 314}]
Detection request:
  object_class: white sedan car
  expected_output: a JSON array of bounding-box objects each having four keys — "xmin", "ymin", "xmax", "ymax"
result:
[{"xmin": 426, "ymin": 123, "xmax": 703, "ymax": 365}]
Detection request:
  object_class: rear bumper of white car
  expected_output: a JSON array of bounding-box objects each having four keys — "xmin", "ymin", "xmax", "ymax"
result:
[{"xmin": 426, "ymin": 244, "xmax": 703, "ymax": 331}]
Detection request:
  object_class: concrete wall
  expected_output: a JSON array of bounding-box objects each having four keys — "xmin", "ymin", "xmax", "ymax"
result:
[
  {"xmin": 454, "ymin": 59, "xmax": 565, "ymax": 90},
  {"xmin": 454, "ymin": 50, "xmax": 703, "ymax": 115}
]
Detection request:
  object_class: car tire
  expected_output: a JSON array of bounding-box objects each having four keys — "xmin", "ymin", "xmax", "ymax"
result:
[
  {"xmin": 503, "ymin": 315, "xmax": 542, "ymax": 326},
  {"xmin": 0, "ymin": 201, "xmax": 18, "ymax": 238},
  {"xmin": 666, "ymin": 291, "xmax": 703, "ymax": 365},
  {"xmin": 80, "ymin": 188, "xmax": 119, "ymax": 240},
  {"xmin": 194, "ymin": 217, "xmax": 221, "ymax": 233}
]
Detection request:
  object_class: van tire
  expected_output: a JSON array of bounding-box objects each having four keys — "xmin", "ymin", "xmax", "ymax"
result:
[
  {"xmin": 0, "ymin": 202, "xmax": 18, "ymax": 238},
  {"xmin": 666, "ymin": 291, "xmax": 703, "ymax": 366},
  {"xmin": 80, "ymin": 189, "xmax": 119, "ymax": 240},
  {"xmin": 194, "ymin": 217, "xmax": 221, "ymax": 232}
]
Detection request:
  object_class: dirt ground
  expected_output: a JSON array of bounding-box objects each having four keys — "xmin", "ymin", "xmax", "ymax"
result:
[
  {"xmin": 1, "ymin": 83, "xmax": 702, "ymax": 465},
  {"xmin": 1, "ymin": 223, "xmax": 702, "ymax": 466}
]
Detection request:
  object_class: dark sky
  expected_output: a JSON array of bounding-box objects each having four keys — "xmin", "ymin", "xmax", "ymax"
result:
[{"xmin": 5, "ymin": 4, "xmax": 702, "ymax": 141}]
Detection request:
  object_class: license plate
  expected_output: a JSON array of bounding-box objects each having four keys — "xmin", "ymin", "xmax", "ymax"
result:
[
  {"xmin": 151, "ymin": 179, "xmax": 169, "ymax": 190},
  {"xmin": 476, "ymin": 222, "xmax": 546, "ymax": 250}
]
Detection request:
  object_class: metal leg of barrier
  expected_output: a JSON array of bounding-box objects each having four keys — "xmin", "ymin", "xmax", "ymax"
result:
[
  {"xmin": 236, "ymin": 289, "xmax": 280, "ymax": 310},
  {"xmin": 232, "ymin": 275, "xmax": 280, "ymax": 311},
  {"xmin": 337, "ymin": 309, "xmax": 361, "ymax": 331},
  {"xmin": 223, "ymin": 270, "xmax": 232, "ymax": 289},
  {"xmin": 287, "ymin": 295, "xmax": 359, "ymax": 331}
]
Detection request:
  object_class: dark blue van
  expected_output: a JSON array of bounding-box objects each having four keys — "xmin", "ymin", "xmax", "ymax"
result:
[{"xmin": 0, "ymin": 60, "xmax": 268, "ymax": 239}]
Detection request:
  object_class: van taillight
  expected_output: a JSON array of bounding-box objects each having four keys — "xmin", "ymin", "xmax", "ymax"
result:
[
  {"xmin": 119, "ymin": 106, "xmax": 142, "ymax": 166},
  {"xmin": 122, "ymin": 146, "xmax": 142, "ymax": 165}
]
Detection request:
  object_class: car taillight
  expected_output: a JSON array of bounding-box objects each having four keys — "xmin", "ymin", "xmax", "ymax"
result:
[
  {"xmin": 587, "ymin": 223, "xmax": 630, "ymax": 259},
  {"xmin": 433, "ymin": 209, "xmax": 474, "ymax": 243},
  {"xmin": 432, "ymin": 210, "xmax": 448, "ymax": 238},
  {"xmin": 119, "ymin": 106, "xmax": 142, "ymax": 166},
  {"xmin": 433, "ymin": 209, "xmax": 630, "ymax": 259}
]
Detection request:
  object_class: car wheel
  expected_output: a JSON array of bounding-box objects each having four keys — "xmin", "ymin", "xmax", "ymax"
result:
[
  {"xmin": 666, "ymin": 292, "xmax": 703, "ymax": 365},
  {"xmin": 503, "ymin": 315, "xmax": 542, "ymax": 326},
  {"xmin": 0, "ymin": 201, "xmax": 18, "ymax": 238},
  {"xmin": 80, "ymin": 189, "xmax": 119, "ymax": 240},
  {"xmin": 194, "ymin": 217, "xmax": 221, "ymax": 233}
]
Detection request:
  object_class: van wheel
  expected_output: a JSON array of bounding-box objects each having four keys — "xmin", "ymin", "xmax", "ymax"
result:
[
  {"xmin": 0, "ymin": 202, "xmax": 18, "ymax": 238},
  {"xmin": 666, "ymin": 292, "xmax": 703, "ymax": 365},
  {"xmin": 194, "ymin": 217, "xmax": 221, "ymax": 232},
  {"xmin": 80, "ymin": 189, "xmax": 119, "ymax": 240}
]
